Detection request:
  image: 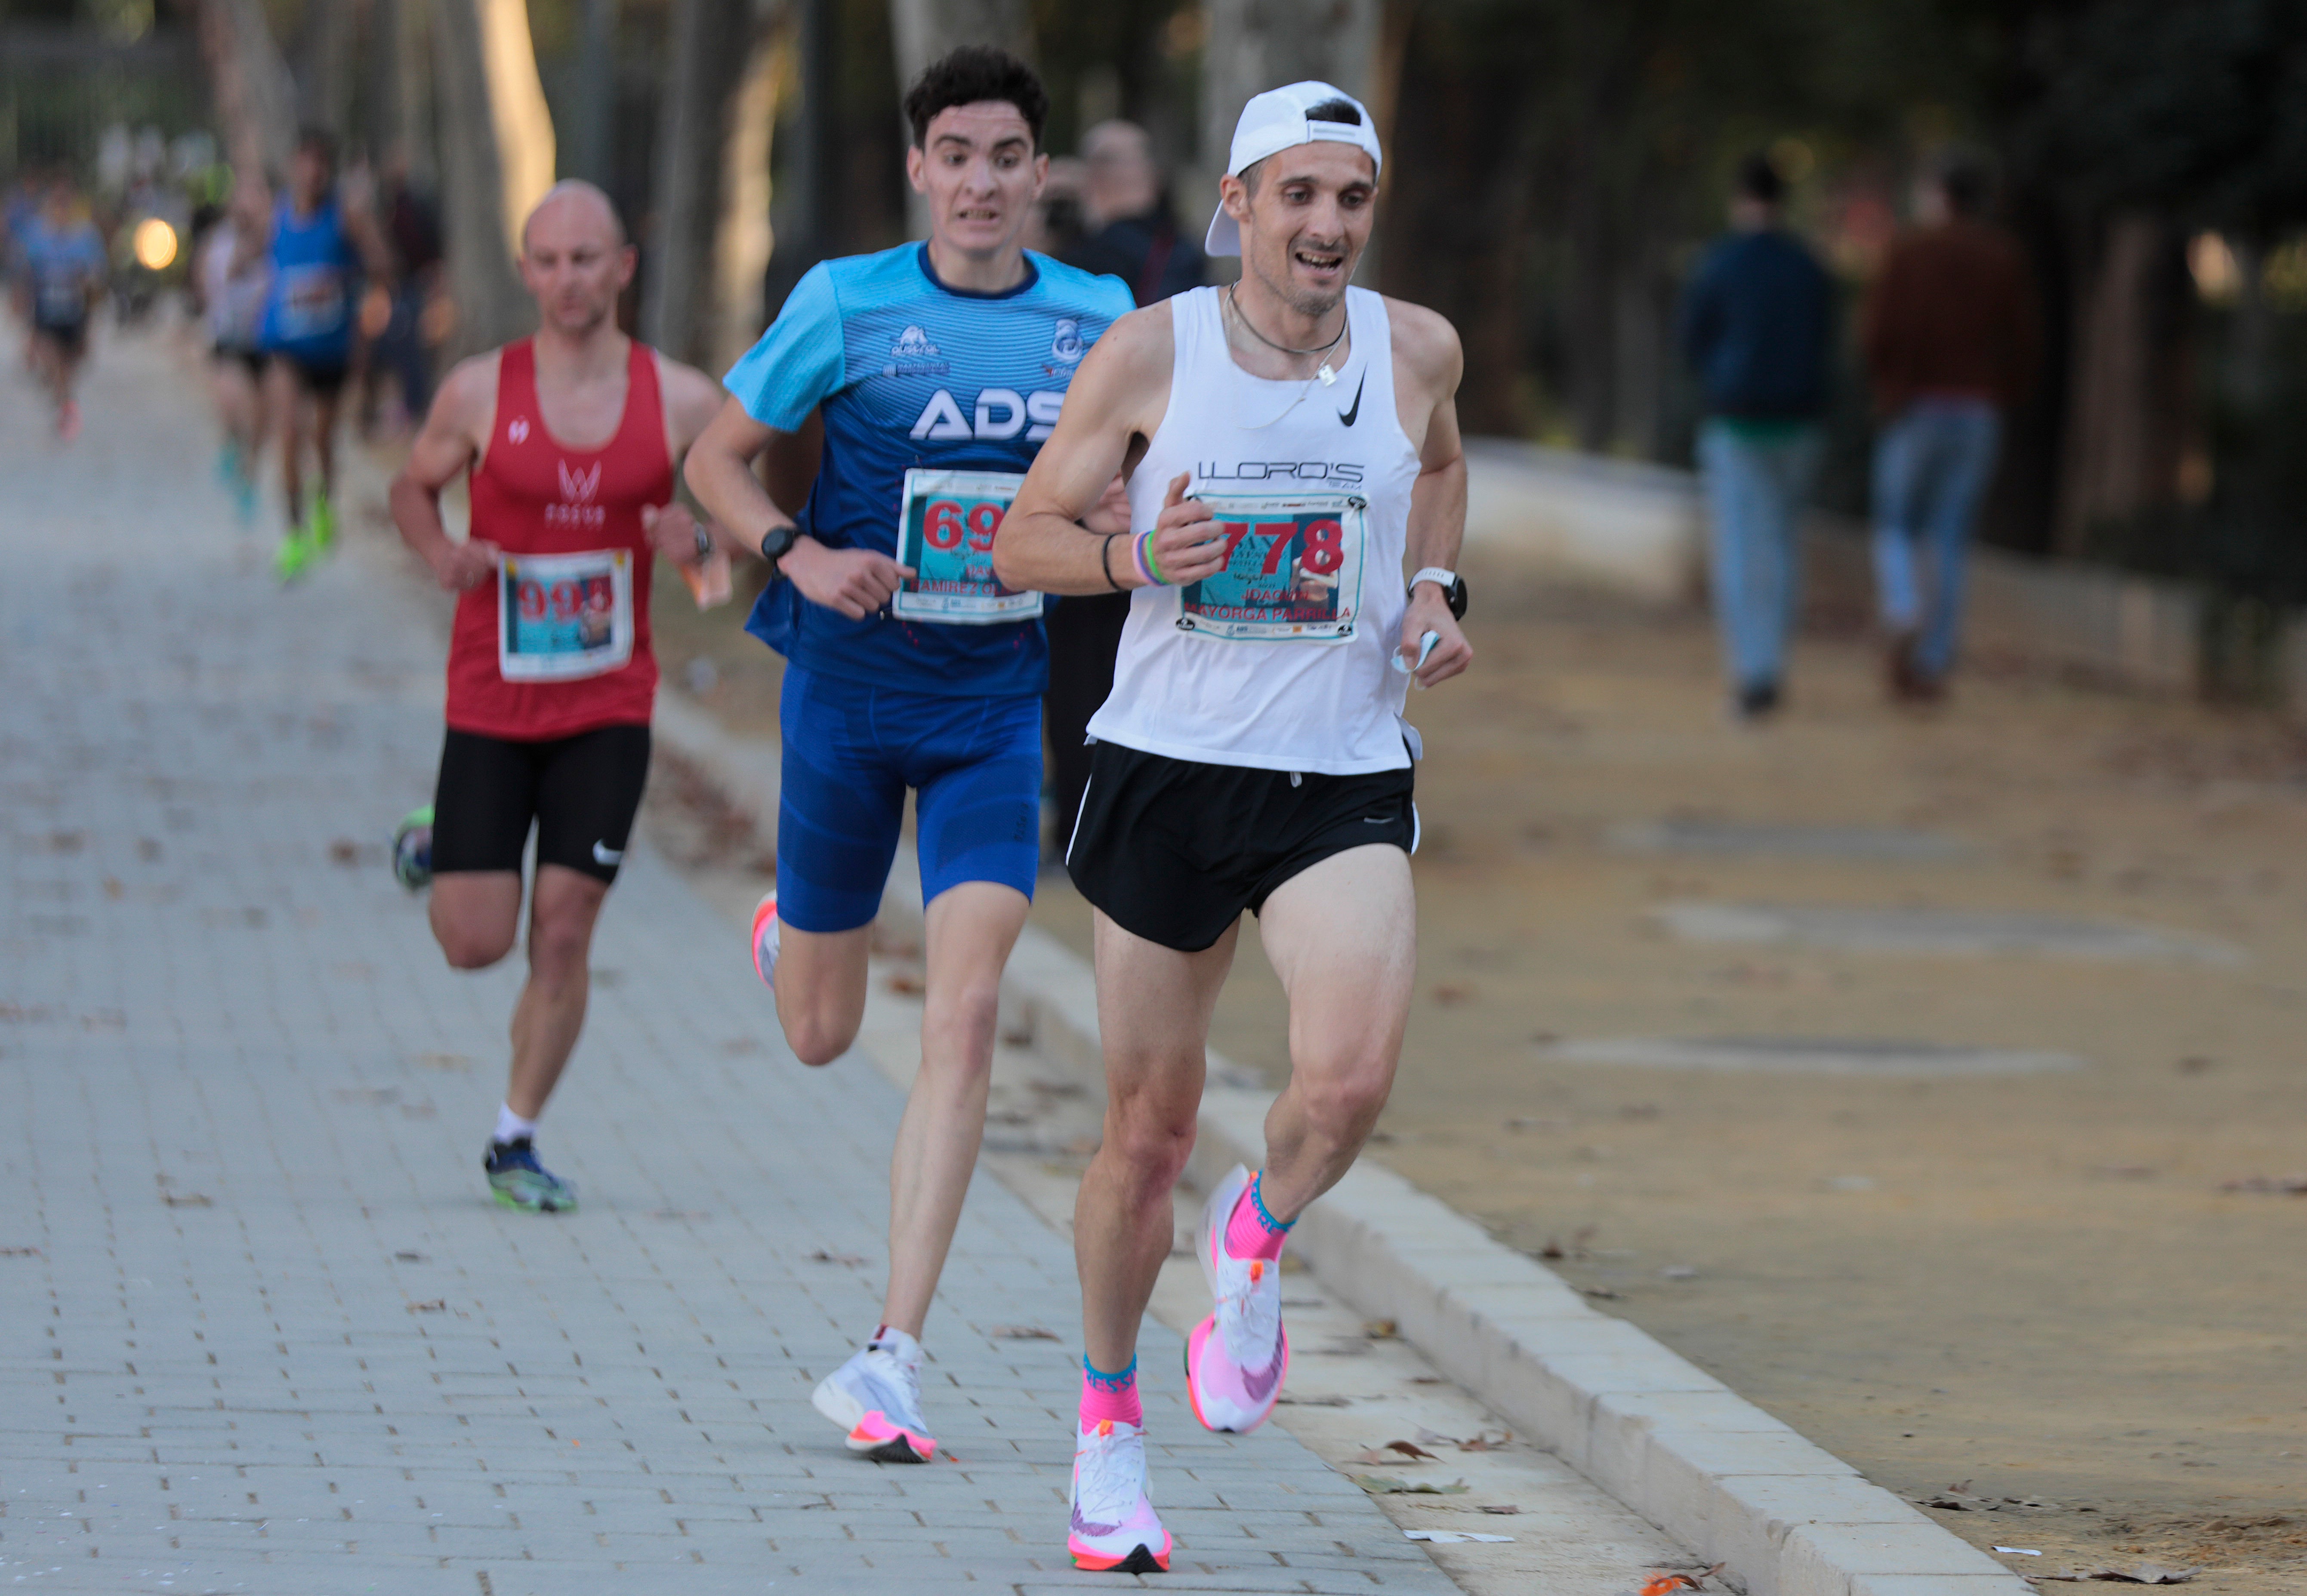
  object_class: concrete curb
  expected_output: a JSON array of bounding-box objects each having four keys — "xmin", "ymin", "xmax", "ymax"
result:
[{"xmin": 649, "ymin": 697, "xmax": 2028, "ymax": 1596}]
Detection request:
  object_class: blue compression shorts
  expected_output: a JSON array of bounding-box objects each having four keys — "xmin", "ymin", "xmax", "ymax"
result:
[{"xmin": 775, "ymin": 663, "xmax": 1042, "ymax": 934}]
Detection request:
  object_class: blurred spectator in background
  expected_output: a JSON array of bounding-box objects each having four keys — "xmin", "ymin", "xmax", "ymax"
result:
[
  {"xmin": 13, "ymin": 175, "xmax": 108, "ymax": 440},
  {"xmin": 1064, "ymin": 120, "xmax": 1204, "ymax": 304},
  {"xmin": 1027, "ymin": 155, "xmax": 1088, "ymax": 259},
  {"xmin": 1677, "ymin": 151, "xmax": 1833, "ymax": 721},
  {"xmin": 1038, "ymin": 119, "xmax": 1206, "ymax": 854},
  {"xmin": 200, "ymin": 175, "xmax": 273, "ymax": 519},
  {"xmin": 1861, "ymin": 153, "xmax": 2039, "ymax": 704},
  {"xmin": 371, "ymin": 152, "xmax": 444, "ymax": 433}
]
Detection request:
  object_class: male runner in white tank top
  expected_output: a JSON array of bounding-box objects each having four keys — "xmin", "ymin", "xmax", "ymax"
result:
[{"xmin": 996, "ymin": 82, "xmax": 1470, "ymax": 1573}]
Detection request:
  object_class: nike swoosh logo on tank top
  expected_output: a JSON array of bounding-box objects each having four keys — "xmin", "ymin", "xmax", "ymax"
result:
[{"xmin": 1337, "ymin": 371, "xmax": 1365, "ymax": 427}]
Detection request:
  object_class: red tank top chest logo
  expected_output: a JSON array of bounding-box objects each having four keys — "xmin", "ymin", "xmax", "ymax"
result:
[
  {"xmin": 507, "ymin": 416, "xmax": 530, "ymax": 444},
  {"xmin": 547, "ymin": 459, "xmax": 606, "ymax": 528}
]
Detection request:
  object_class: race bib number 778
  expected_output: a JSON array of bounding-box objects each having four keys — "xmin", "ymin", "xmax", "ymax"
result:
[{"xmin": 1175, "ymin": 491, "xmax": 1366, "ymax": 642}]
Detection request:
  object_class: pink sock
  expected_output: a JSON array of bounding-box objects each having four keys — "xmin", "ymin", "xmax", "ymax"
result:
[
  {"xmin": 1224, "ymin": 1171, "xmax": 1292, "ymax": 1261},
  {"xmin": 1079, "ymin": 1357, "xmax": 1141, "ymax": 1429}
]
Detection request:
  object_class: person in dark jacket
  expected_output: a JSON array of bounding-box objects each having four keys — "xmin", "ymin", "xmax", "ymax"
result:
[
  {"xmin": 1860, "ymin": 154, "xmax": 2038, "ymax": 702},
  {"xmin": 1041, "ymin": 120, "xmax": 1206, "ymax": 852},
  {"xmin": 1677, "ymin": 152, "xmax": 1834, "ymax": 719}
]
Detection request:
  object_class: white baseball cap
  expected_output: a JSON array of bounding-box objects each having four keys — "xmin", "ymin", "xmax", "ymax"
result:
[{"xmin": 1204, "ymin": 81, "xmax": 1383, "ymax": 257}]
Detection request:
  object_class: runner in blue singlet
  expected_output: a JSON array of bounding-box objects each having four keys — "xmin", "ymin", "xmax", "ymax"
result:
[
  {"xmin": 259, "ymin": 129, "xmax": 389, "ymax": 579},
  {"xmin": 684, "ymin": 46, "xmax": 1132, "ymax": 1470},
  {"xmin": 12, "ymin": 176, "xmax": 105, "ymax": 440}
]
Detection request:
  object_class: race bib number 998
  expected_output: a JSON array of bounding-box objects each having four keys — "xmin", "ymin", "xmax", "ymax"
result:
[
  {"xmin": 1176, "ymin": 491, "xmax": 1366, "ymax": 642},
  {"xmin": 498, "ymin": 548, "xmax": 635, "ymax": 681},
  {"xmin": 893, "ymin": 468, "xmax": 1042, "ymax": 623}
]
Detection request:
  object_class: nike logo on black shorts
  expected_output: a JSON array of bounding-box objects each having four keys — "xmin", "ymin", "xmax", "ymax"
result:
[{"xmin": 1337, "ymin": 372, "xmax": 1365, "ymax": 427}]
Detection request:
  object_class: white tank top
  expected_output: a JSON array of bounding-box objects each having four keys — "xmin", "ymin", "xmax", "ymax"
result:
[{"xmin": 1087, "ymin": 285, "xmax": 1422, "ymax": 775}]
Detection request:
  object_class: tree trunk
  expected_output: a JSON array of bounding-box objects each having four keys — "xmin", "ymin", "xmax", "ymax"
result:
[
  {"xmin": 2055, "ymin": 212, "xmax": 2184, "ymax": 556},
  {"xmin": 642, "ymin": 0, "xmax": 768, "ymax": 364},
  {"xmin": 886, "ymin": 0, "xmax": 1030, "ymax": 89},
  {"xmin": 429, "ymin": 0, "xmax": 550, "ymax": 355},
  {"xmin": 885, "ymin": 0, "xmax": 1030, "ymax": 237},
  {"xmin": 298, "ymin": 0, "xmax": 366, "ymax": 138},
  {"xmin": 565, "ymin": 0, "xmax": 618, "ymax": 188},
  {"xmin": 707, "ymin": 24, "xmax": 790, "ymax": 373},
  {"xmin": 377, "ymin": 0, "xmax": 438, "ymax": 186},
  {"xmin": 195, "ymin": 0, "xmax": 296, "ymax": 179}
]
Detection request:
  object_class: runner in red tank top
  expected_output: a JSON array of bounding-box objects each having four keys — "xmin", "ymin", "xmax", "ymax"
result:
[{"xmin": 388, "ymin": 182, "xmax": 728, "ymax": 1214}]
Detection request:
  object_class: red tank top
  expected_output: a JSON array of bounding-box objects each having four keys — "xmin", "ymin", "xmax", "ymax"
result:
[{"xmin": 445, "ymin": 338, "xmax": 672, "ymax": 739}]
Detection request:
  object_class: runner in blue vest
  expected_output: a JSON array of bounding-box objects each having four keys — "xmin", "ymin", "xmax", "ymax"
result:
[
  {"xmin": 260, "ymin": 129, "xmax": 389, "ymax": 579},
  {"xmin": 685, "ymin": 46, "xmax": 1132, "ymax": 1468}
]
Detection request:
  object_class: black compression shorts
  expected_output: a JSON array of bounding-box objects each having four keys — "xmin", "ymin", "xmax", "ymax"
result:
[
  {"xmin": 1064, "ymin": 740, "xmax": 1416, "ymax": 952},
  {"xmin": 430, "ymin": 723, "xmax": 651, "ymax": 885}
]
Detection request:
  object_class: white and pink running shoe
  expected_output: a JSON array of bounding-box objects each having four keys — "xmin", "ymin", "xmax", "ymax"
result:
[
  {"xmin": 1184, "ymin": 1164, "xmax": 1289, "ymax": 1433},
  {"xmin": 1067, "ymin": 1418, "xmax": 1171, "ymax": 1573},
  {"xmin": 750, "ymin": 891, "xmax": 780, "ymax": 987},
  {"xmin": 811, "ymin": 1328, "xmax": 937, "ymax": 1463}
]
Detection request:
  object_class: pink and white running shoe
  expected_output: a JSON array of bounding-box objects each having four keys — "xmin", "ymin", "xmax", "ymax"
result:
[
  {"xmin": 750, "ymin": 891, "xmax": 780, "ymax": 987},
  {"xmin": 811, "ymin": 1328, "xmax": 936, "ymax": 1463},
  {"xmin": 1068, "ymin": 1418, "xmax": 1171, "ymax": 1573},
  {"xmin": 1184, "ymin": 1163, "xmax": 1289, "ymax": 1433}
]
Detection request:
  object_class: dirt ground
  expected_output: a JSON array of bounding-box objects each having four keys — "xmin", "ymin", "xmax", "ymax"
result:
[{"xmin": 648, "ymin": 532, "xmax": 2307, "ymax": 1588}]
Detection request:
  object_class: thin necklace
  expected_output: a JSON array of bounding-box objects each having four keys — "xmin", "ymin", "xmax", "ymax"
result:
[{"xmin": 1226, "ymin": 283, "xmax": 1347, "ymax": 385}]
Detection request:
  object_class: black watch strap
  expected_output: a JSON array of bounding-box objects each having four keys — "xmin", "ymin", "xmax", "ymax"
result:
[{"xmin": 759, "ymin": 523, "xmax": 799, "ymax": 568}]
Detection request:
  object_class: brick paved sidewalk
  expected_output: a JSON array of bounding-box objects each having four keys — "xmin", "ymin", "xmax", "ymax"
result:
[{"xmin": 0, "ymin": 331, "xmax": 1459, "ymax": 1594}]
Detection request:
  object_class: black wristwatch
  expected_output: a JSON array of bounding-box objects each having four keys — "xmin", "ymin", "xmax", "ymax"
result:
[
  {"xmin": 759, "ymin": 522, "xmax": 800, "ymax": 574},
  {"xmin": 1408, "ymin": 566, "xmax": 1468, "ymax": 620}
]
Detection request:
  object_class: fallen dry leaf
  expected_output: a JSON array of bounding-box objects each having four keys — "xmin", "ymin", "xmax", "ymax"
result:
[
  {"xmin": 1457, "ymin": 1430, "xmax": 1513, "ymax": 1451},
  {"xmin": 408, "ymin": 1299, "xmax": 446, "ymax": 1313},
  {"xmin": 0, "ymin": 1245, "xmax": 39, "ymax": 1257},
  {"xmin": 161, "ymin": 1192, "xmax": 212, "ymax": 1208},
  {"xmin": 1478, "ymin": 1504, "xmax": 1521, "ymax": 1515},
  {"xmin": 808, "ymin": 1249, "xmax": 867, "ymax": 1265},
  {"xmin": 1278, "ymin": 1393, "xmax": 1352, "ymax": 1407},
  {"xmin": 987, "ymin": 1325, "xmax": 1058, "ymax": 1340},
  {"xmin": 327, "ymin": 839, "xmax": 361, "ymax": 864},
  {"xmin": 1641, "ymin": 1563, "xmax": 1725, "ymax": 1594},
  {"xmin": 1363, "ymin": 1318, "xmax": 1399, "ymax": 1339},
  {"xmin": 885, "ymin": 971, "xmax": 926, "ymax": 996},
  {"xmin": 1580, "ymin": 1285, "xmax": 1624, "ymax": 1301},
  {"xmin": 1346, "ymin": 1441, "xmax": 1440, "ymax": 1465},
  {"xmin": 1430, "ymin": 982, "xmax": 1476, "ymax": 1005}
]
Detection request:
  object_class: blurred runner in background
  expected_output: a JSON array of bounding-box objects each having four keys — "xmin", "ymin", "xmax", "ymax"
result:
[
  {"xmin": 200, "ymin": 176, "xmax": 273, "ymax": 520},
  {"xmin": 13, "ymin": 175, "xmax": 108, "ymax": 440},
  {"xmin": 260, "ymin": 129, "xmax": 391, "ymax": 579}
]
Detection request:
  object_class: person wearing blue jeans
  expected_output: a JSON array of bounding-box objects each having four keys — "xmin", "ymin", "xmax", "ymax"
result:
[
  {"xmin": 1870, "ymin": 398, "xmax": 2000, "ymax": 688},
  {"xmin": 1860, "ymin": 154, "xmax": 2038, "ymax": 701},
  {"xmin": 1696, "ymin": 419, "xmax": 1826, "ymax": 711},
  {"xmin": 1678, "ymin": 152, "xmax": 1833, "ymax": 719}
]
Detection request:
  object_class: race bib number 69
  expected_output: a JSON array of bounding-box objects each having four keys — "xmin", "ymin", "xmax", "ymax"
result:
[
  {"xmin": 893, "ymin": 468, "xmax": 1042, "ymax": 623},
  {"xmin": 1176, "ymin": 491, "xmax": 1366, "ymax": 642}
]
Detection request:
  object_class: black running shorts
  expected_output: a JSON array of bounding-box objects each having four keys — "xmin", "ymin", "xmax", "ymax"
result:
[
  {"xmin": 1065, "ymin": 740, "xmax": 1416, "ymax": 953},
  {"xmin": 430, "ymin": 724, "xmax": 651, "ymax": 885},
  {"xmin": 271, "ymin": 350, "xmax": 348, "ymax": 397}
]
